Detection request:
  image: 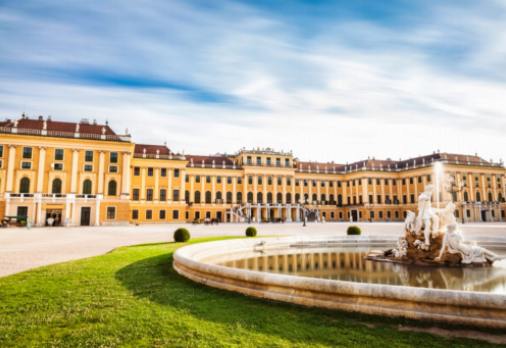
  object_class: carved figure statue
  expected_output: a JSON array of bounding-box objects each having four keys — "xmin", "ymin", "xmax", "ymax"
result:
[
  {"xmin": 414, "ymin": 185, "xmax": 439, "ymax": 250},
  {"xmin": 436, "ymin": 223, "xmax": 501, "ymax": 264}
]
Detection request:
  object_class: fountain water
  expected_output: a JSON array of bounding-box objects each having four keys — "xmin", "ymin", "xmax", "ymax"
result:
[{"xmin": 433, "ymin": 161, "xmax": 444, "ymax": 209}]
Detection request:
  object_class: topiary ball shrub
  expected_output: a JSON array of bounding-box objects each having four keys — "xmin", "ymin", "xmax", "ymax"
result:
[
  {"xmin": 245, "ymin": 226, "xmax": 257, "ymax": 237},
  {"xmin": 174, "ymin": 228, "xmax": 190, "ymax": 242},
  {"xmin": 347, "ymin": 225, "xmax": 361, "ymax": 236}
]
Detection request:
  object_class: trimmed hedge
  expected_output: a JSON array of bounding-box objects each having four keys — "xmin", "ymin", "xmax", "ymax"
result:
[
  {"xmin": 174, "ymin": 228, "xmax": 191, "ymax": 242},
  {"xmin": 245, "ymin": 226, "xmax": 257, "ymax": 237},
  {"xmin": 346, "ymin": 225, "xmax": 361, "ymax": 235}
]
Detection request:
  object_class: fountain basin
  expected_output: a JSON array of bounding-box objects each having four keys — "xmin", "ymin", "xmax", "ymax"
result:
[{"xmin": 173, "ymin": 236, "xmax": 506, "ymax": 329}]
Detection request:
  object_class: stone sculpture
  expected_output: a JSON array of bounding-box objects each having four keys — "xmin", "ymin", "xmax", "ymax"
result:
[{"xmin": 368, "ymin": 184, "xmax": 502, "ymax": 266}]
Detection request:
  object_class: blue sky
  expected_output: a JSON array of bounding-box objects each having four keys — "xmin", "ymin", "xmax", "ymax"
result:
[{"xmin": 0, "ymin": 0, "xmax": 505, "ymax": 163}]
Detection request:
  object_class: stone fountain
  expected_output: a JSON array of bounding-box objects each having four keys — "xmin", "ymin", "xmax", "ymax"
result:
[{"xmin": 367, "ymin": 183, "xmax": 502, "ymax": 267}]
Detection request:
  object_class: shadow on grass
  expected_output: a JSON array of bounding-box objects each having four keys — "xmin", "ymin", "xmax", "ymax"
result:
[{"xmin": 114, "ymin": 250, "xmax": 499, "ymax": 347}]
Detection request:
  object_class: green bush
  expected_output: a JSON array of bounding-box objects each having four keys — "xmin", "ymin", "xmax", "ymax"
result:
[
  {"xmin": 173, "ymin": 228, "xmax": 190, "ymax": 242},
  {"xmin": 245, "ymin": 226, "xmax": 257, "ymax": 237},
  {"xmin": 346, "ymin": 225, "xmax": 361, "ymax": 235}
]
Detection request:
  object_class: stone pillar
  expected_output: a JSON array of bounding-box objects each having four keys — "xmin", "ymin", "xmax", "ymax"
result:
[
  {"xmin": 361, "ymin": 178, "xmax": 368, "ymax": 204},
  {"xmin": 308, "ymin": 179, "xmax": 313, "ymax": 203},
  {"xmin": 286, "ymin": 204, "xmax": 292, "ymax": 222},
  {"xmin": 97, "ymin": 151, "xmax": 105, "ymax": 194},
  {"xmin": 121, "ymin": 152, "xmax": 131, "ymax": 198},
  {"xmin": 36, "ymin": 147, "xmax": 46, "ymax": 193},
  {"xmin": 282, "ymin": 176, "xmax": 287, "ymax": 204},
  {"xmin": 36, "ymin": 194, "xmax": 43, "ymax": 226},
  {"xmin": 200, "ymin": 179, "xmax": 205, "ymax": 203},
  {"xmin": 372, "ymin": 178, "xmax": 377, "ymax": 204},
  {"xmin": 190, "ymin": 175, "xmax": 195, "ymax": 203},
  {"xmin": 70, "ymin": 149, "xmax": 79, "ymax": 193},
  {"xmin": 5, "ymin": 145, "xmax": 16, "ymax": 192},
  {"xmin": 95, "ymin": 196, "xmax": 101, "ymax": 226},
  {"xmin": 316, "ymin": 180, "xmax": 321, "ymax": 203},
  {"xmin": 295, "ymin": 204, "xmax": 300, "ymax": 222},
  {"xmin": 262, "ymin": 175, "xmax": 267, "ymax": 203},
  {"xmin": 222, "ymin": 178, "xmax": 226, "ymax": 204},
  {"xmin": 256, "ymin": 203, "xmax": 261, "ymax": 223}
]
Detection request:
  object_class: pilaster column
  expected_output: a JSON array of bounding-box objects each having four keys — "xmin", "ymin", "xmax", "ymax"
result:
[
  {"xmin": 180, "ymin": 170, "xmax": 186, "ymax": 201},
  {"xmin": 253, "ymin": 175, "xmax": 258, "ymax": 204},
  {"xmin": 36, "ymin": 147, "xmax": 46, "ymax": 193},
  {"xmin": 190, "ymin": 175, "xmax": 195, "ymax": 203},
  {"xmin": 273, "ymin": 176, "xmax": 278, "ymax": 203},
  {"xmin": 5, "ymin": 145, "xmax": 16, "ymax": 192},
  {"xmin": 97, "ymin": 151, "xmax": 105, "ymax": 194},
  {"xmin": 316, "ymin": 180, "xmax": 321, "ymax": 203},
  {"xmin": 361, "ymin": 178, "xmax": 368, "ymax": 204},
  {"xmin": 262, "ymin": 175, "xmax": 267, "ymax": 202},
  {"xmin": 154, "ymin": 168, "xmax": 160, "ymax": 200},
  {"xmin": 168, "ymin": 169, "xmax": 173, "ymax": 201},
  {"xmin": 232, "ymin": 177, "xmax": 237, "ymax": 204},
  {"xmin": 95, "ymin": 196, "xmax": 101, "ymax": 226},
  {"xmin": 200, "ymin": 179, "xmax": 205, "ymax": 203},
  {"xmin": 282, "ymin": 176, "xmax": 287, "ymax": 204},
  {"xmin": 121, "ymin": 152, "xmax": 131, "ymax": 198},
  {"xmin": 70, "ymin": 149, "xmax": 79, "ymax": 193},
  {"xmin": 372, "ymin": 179, "xmax": 377, "ymax": 204},
  {"xmin": 222, "ymin": 178, "xmax": 226, "ymax": 203},
  {"xmin": 140, "ymin": 167, "xmax": 146, "ymax": 200}
]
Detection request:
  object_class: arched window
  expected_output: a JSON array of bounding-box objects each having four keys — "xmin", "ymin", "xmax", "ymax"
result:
[
  {"xmin": 312, "ymin": 193, "xmax": 318, "ymax": 203},
  {"xmin": 267, "ymin": 192, "xmax": 273, "ymax": 203},
  {"xmin": 185, "ymin": 190, "xmax": 190, "ymax": 203},
  {"xmin": 51, "ymin": 178, "xmax": 62, "ymax": 194},
  {"xmin": 226, "ymin": 192, "xmax": 232, "ymax": 204},
  {"xmin": 276, "ymin": 192, "xmax": 283, "ymax": 203},
  {"xmin": 295, "ymin": 193, "xmax": 301, "ymax": 204},
  {"xmin": 286, "ymin": 193, "xmax": 292, "ymax": 203},
  {"xmin": 237, "ymin": 192, "xmax": 243, "ymax": 203},
  {"xmin": 304, "ymin": 193, "xmax": 309, "ymax": 203},
  {"xmin": 320, "ymin": 194, "xmax": 326, "ymax": 204},
  {"xmin": 82, "ymin": 179, "xmax": 92, "ymax": 194},
  {"xmin": 498, "ymin": 192, "xmax": 504, "ymax": 202},
  {"xmin": 247, "ymin": 192, "xmax": 253, "ymax": 203},
  {"xmin": 194, "ymin": 191, "xmax": 201, "ymax": 203},
  {"xmin": 488, "ymin": 192, "xmax": 493, "ymax": 202},
  {"xmin": 257, "ymin": 192, "xmax": 263, "ymax": 204},
  {"xmin": 205, "ymin": 191, "xmax": 212, "ymax": 204},
  {"xmin": 216, "ymin": 191, "xmax": 222, "ymax": 202},
  {"xmin": 463, "ymin": 191, "xmax": 469, "ymax": 202},
  {"xmin": 329, "ymin": 194, "xmax": 335, "ymax": 204},
  {"xmin": 19, "ymin": 177, "xmax": 30, "ymax": 193},
  {"xmin": 108, "ymin": 180, "xmax": 117, "ymax": 196},
  {"xmin": 476, "ymin": 191, "xmax": 481, "ymax": 202},
  {"xmin": 337, "ymin": 194, "xmax": 343, "ymax": 206}
]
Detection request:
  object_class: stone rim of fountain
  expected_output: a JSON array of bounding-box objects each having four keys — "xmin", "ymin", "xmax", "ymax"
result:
[{"xmin": 174, "ymin": 236, "xmax": 506, "ymax": 329}]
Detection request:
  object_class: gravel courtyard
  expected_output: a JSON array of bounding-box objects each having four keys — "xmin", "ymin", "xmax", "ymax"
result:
[{"xmin": 1, "ymin": 222, "xmax": 505, "ymax": 277}]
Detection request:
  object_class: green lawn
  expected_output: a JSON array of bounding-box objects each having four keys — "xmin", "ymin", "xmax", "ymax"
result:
[{"xmin": 0, "ymin": 237, "xmax": 501, "ymax": 347}]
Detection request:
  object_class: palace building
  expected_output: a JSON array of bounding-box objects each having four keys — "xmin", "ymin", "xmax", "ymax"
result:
[{"xmin": 0, "ymin": 115, "xmax": 505, "ymax": 226}]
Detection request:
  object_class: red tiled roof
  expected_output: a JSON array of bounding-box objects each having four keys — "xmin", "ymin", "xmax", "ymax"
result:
[
  {"xmin": 296, "ymin": 161, "xmax": 344, "ymax": 172},
  {"xmin": 134, "ymin": 144, "xmax": 171, "ymax": 155},
  {"xmin": 186, "ymin": 155, "xmax": 235, "ymax": 167},
  {"xmin": 1, "ymin": 117, "xmax": 117, "ymax": 135}
]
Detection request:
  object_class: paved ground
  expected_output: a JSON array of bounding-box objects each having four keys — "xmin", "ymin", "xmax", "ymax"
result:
[{"xmin": 0, "ymin": 222, "xmax": 505, "ymax": 278}]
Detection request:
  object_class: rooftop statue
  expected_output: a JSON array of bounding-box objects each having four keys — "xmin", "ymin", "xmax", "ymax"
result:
[{"xmin": 368, "ymin": 184, "xmax": 503, "ymax": 266}]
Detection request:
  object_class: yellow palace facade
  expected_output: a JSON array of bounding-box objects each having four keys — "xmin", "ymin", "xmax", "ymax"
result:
[{"xmin": 1, "ymin": 115, "xmax": 505, "ymax": 226}]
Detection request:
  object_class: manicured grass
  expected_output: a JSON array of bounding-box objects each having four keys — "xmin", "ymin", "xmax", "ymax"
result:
[{"xmin": 0, "ymin": 237, "xmax": 501, "ymax": 347}]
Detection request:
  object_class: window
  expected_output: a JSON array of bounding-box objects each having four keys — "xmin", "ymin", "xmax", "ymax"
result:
[
  {"xmin": 276, "ymin": 158, "xmax": 281, "ymax": 167},
  {"xmin": 55, "ymin": 149, "xmax": 64, "ymax": 161},
  {"xmin": 107, "ymin": 207, "xmax": 116, "ymax": 219},
  {"xmin": 409, "ymin": 177, "xmax": 414, "ymax": 184},
  {"xmin": 110, "ymin": 152, "xmax": 118, "ymax": 163},
  {"xmin": 51, "ymin": 178, "xmax": 62, "ymax": 194},
  {"xmin": 54, "ymin": 163, "xmax": 63, "ymax": 171},
  {"xmin": 205, "ymin": 191, "xmax": 212, "ymax": 203},
  {"xmin": 258, "ymin": 177, "xmax": 262, "ymax": 185},
  {"xmin": 132, "ymin": 188, "xmax": 140, "ymax": 200},
  {"xmin": 23, "ymin": 147, "xmax": 32, "ymax": 159},
  {"xmin": 410, "ymin": 194, "xmax": 415, "ymax": 203},
  {"xmin": 84, "ymin": 164, "xmax": 93, "ymax": 172},
  {"xmin": 161, "ymin": 168, "xmax": 167, "ymax": 177},
  {"xmin": 174, "ymin": 169, "xmax": 180, "ymax": 178},
  {"xmin": 173, "ymin": 210, "xmax": 179, "ymax": 219},
  {"xmin": 85, "ymin": 150, "xmax": 93, "ymax": 162},
  {"xmin": 226, "ymin": 191, "xmax": 232, "ymax": 203},
  {"xmin": 159, "ymin": 210, "xmax": 166, "ymax": 219},
  {"xmin": 277, "ymin": 177, "xmax": 282, "ymax": 185},
  {"xmin": 287, "ymin": 178, "xmax": 291, "ymax": 185},
  {"xmin": 194, "ymin": 191, "xmax": 201, "ymax": 202},
  {"xmin": 134, "ymin": 167, "xmax": 140, "ymax": 176},
  {"xmin": 108, "ymin": 180, "xmax": 117, "ymax": 196},
  {"xmin": 418, "ymin": 176, "xmax": 422, "ymax": 183},
  {"xmin": 195, "ymin": 175, "xmax": 201, "ymax": 183},
  {"xmin": 173, "ymin": 189, "xmax": 180, "ymax": 201},
  {"xmin": 267, "ymin": 176, "xmax": 272, "ymax": 185},
  {"xmin": 146, "ymin": 189, "xmax": 153, "ymax": 201},
  {"xmin": 227, "ymin": 177, "xmax": 232, "ymax": 184},
  {"xmin": 132, "ymin": 210, "xmax": 139, "ymax": 220},
  {"xmin": 185, "ymin": 190, "xmax": 190, "ymax": 203},
  {"xmin": 147, "ymin": 167, "xmax": 153, "ymax": 176},
  {"xmin": 247, "ymin": 156, "xmax": 252, "ymax": 165},
  {"xmin": 19, "ymin": 177, "xmax": 30, "ymax": 193},
  {"xmin": 0, "ymin": 145, "xmax": 3, "ymax": 157},
  {"xmin": 256, "ymin": 157, "xmax": 261, "ymax": 165},
  {"xmin": 237, "ymin": 192, "xmax": 243, "ymax": 203},
  {"xmin": 83, "ymin": 179, "xmax": 92, "ymax": 194},
  {"xmin": 217, "ymin": 176, "xmax": 222, "ymax": 184},
  {"xmin": 160, "ymin": 189, "xmax": 167, "ymax": 201},
  {"xmin": 146, "ymin": 210, "xmax": 152, "ymax": 220},
  {"xmin": 266, "ymin": 157, "xmax": 271, "ymax": 166},
  {"xmin": 206, "ymin": 176, "xmax": 211, "ymax": 183},
  {"xmin": 21, "ymin": 161, "xmax": 31, "ymax": 169},
  {"xmin": 237, "ymin": 177, "xmax": 242, "ymax": 184},
  {"xmin": 248, "ymin": 176, "xmax": 252, "ymax": 185},
  {"xmin": 109, "ymin": 165, "xmax": 118, "ymax": 173}
]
